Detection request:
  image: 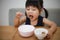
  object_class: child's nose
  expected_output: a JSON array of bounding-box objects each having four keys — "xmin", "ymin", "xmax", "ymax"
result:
[{"xmin": 28, "ymin": 11, "xmax": 33, "ymax": 14}]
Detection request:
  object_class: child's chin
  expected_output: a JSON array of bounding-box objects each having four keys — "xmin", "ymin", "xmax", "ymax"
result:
[{"xmin": 30, "ymin": 18, "xmax": 36, "ymax": 21}]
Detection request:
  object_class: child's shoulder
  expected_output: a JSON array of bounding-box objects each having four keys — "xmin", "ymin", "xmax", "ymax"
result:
[{"xmin": 43, "ymin": 17, "xmax": 54, "ymax": 24}]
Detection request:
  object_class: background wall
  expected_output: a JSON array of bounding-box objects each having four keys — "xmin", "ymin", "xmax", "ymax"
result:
[
  {"xmin": 0, "ymin": 0, "xmax": 60, "ymax": 26},
  {"xmin": 0, "ymin": 0, "xmax": 25, "ymax": 26},
  {"xmin": 0, "ymin": 0, "xmax": 1, "ymax": 25},
  {"xmin": 43, "ymin": 0, "xmax": 60, "ymax": 8}
]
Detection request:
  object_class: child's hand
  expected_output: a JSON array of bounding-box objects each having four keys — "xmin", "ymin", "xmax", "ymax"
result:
[
  {"xmin": 14, "ymin": 12, "xmax": 23, "ymax": 27},
  {"xmin": 16, "ymin": 12, "xmax": 23, "ymax": 18},
  {"xmin": 44, "ymin": 29, "xmax": 53, "ymax": 40}
]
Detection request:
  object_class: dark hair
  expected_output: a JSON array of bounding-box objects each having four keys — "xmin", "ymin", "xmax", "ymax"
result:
[{"xmin": 25, "ymin": 0, "xmax": 48, "ymax": 18}]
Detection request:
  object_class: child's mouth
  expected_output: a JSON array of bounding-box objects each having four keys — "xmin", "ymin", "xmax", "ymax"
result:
[{"xmin": 29, "ymin": 15, "xmax": 33, "ymax": 19}]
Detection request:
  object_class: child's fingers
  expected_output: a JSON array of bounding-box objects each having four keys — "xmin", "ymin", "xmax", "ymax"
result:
[
  {"xmin": 46, "ymin": 34, "xmax": 50, "ymax": 39},
  {"xmin": 44, "ymin": 34, "xmax": 50, "ymax": 40},
  {"xmin": 47, "ymin": 29, "xmax": 53, "ymax": 39},
  {"xmin": 16, "ymin": 12, "xmax": 23, "ymax": 18}
]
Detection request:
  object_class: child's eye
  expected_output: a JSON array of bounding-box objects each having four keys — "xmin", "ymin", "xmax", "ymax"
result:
[
  {"xmin": 27, "ymin": 9, "xmax": 30, "ymax": 11},
  {"xmin": 32, "ymin": 9, "xmax": 36, "ymax": 11}
]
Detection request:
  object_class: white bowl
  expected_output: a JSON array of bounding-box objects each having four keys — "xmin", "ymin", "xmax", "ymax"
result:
[
  {"xmin": 34, "ymin": 28, "xmax": 48, "ymax": 40},
  {"xmin": 18, "ymin": 25, "xmax": 35, "ymax": 37}
]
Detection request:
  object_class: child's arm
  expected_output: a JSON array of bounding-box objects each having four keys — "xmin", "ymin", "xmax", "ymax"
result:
[
  {"xmin": 43, "ymin": 18, "xmax": 57, "ymax": 39},
  {"xmin": 14, "ymin": 12, "xmax": 26, "ymax": 27},
  {"xmin": 43, "ymin": 18, "xmax": 57, "ymax": 33}
]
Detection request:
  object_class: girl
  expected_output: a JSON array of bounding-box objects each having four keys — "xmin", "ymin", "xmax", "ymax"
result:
[{"xmin": 14, "ymin": 0, "xmax": 57, "ymax": 40}]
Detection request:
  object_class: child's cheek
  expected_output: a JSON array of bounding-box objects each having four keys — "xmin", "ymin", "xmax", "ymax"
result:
[
  {"xmin": 34, "ymin": 14, "xmax": 39, "ymax": 18},
  {"xmin": 33, "ymin": 15, "xmax": 38, "ymax": 19}
]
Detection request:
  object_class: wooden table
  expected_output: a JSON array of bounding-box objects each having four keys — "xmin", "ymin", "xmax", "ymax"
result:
[{"xmin": 0, "ymin": 26, "xmax": 60, "ymax": 40}]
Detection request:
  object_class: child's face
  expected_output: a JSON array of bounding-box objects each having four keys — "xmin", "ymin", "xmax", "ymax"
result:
[{"xmin": 26, "ymin": 6, "xmax": 41, "ymax": 21}]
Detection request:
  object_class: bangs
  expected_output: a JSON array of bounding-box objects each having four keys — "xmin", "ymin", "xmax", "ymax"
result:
[{"xmin": 25, "ymin": 0, "xmax": 41, "ymax": 10}]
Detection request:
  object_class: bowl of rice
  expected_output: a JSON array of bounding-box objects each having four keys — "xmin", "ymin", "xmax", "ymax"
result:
[{"xmin": 18, "ymin": 25, "xmax": 35, "ymax": 37}]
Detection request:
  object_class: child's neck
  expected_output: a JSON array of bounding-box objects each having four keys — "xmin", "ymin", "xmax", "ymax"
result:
[
  {"xmin": 30, "ymin": 18, "xmax": 38, "ymax": 22},
  {"xmin": 30, "ymin": 18, "xmax": 38, "ymax": 26}
]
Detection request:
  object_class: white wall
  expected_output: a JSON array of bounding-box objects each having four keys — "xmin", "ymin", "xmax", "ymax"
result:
[
  {"xmin": 0, "ymin": 0, "xmax": 2, "ymax": 25},
  {"xmin": 0, "ymin": 0, "xmax": 60, "ymax": 26},
  {"xmin": 44, "ymin": 0, "xmax": 60, "ymax": 8},
  {"xmin": 0, "ymin": 0, "xmax": 25, "ymax": 26}
]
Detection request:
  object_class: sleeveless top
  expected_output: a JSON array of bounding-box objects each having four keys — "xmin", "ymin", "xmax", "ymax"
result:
[{"xmin": 25, "ymin": 15, "xmax": 44, "ymax": 26}]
